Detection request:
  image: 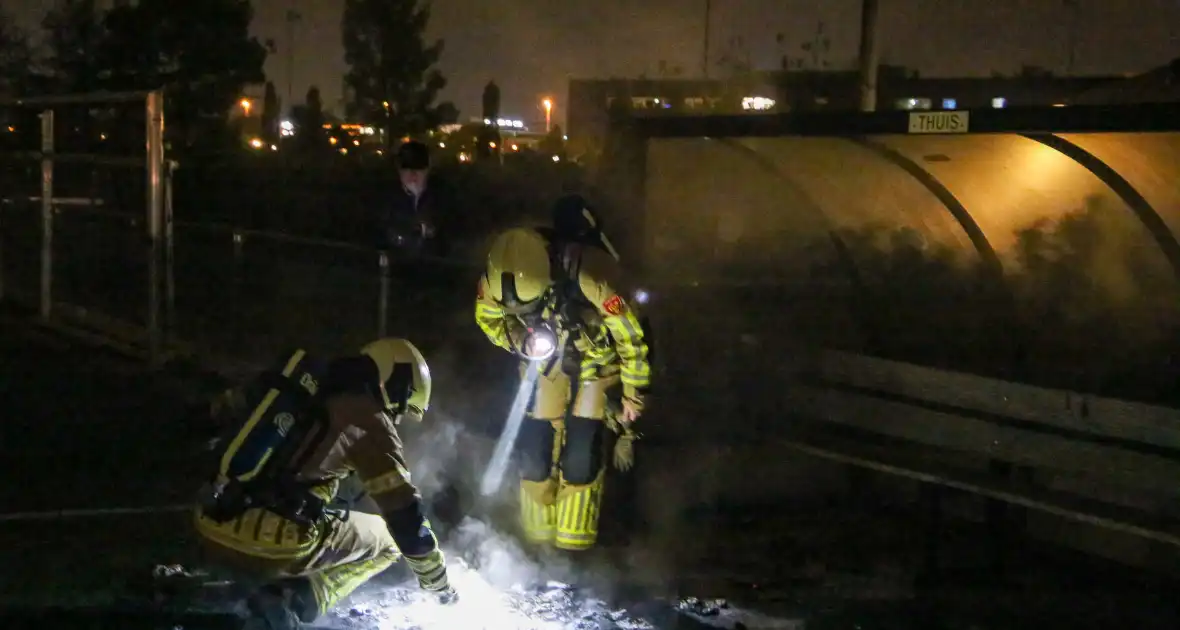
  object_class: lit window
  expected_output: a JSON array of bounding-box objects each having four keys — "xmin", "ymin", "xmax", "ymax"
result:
[
  {"xmin": 895, "ymin": 98, "xmax": 932, "ymax": 110},
  {"xmin": 942, "ymin": 98, "xmax": 957, "ymax": 109},
  {"xmin": 741, "ymin": 96, "xmax": 776, "ymax": 111},
  {"xmin": 992, "ymin": 97, "xmax": 1007, "ymax": 108}
]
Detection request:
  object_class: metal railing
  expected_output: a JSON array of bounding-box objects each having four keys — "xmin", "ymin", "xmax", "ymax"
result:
[
  {"xmin": 162, "ymin": 221, "xmax": 470, "ymax": 364},
  {"xmin": 0, "ymin": 90, "xmax": 168, "ymax": 364},
  {"xmin": 5, "ymin": 214, "xmax": 482, "ymax": 366},
  {"xmin": 786, "ymin": 349, "xmax": 1180, "ymax": 570}
]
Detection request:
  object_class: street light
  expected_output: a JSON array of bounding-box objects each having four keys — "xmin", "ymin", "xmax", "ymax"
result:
[
  {"xmin": 240, "ymin": 98, "xmax": 252, "ymax": 116},
  {"xmin": 542, "ymin": 98, "xmax": 553, "ymax": 133}
]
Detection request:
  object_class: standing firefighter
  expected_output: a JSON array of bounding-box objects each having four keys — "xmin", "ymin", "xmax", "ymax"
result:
[
  {"xmin": 194, "ymin": 338, "xmax": 456, "ymax": 630},
  {"xmin": 475, "ymin": 197, "xmax": 651, "ymax": 551}
]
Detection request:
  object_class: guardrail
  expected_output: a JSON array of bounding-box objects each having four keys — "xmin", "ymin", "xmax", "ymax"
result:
[{"xmin": 785, "ymin": 348, "xmax": 1180, "ymax": 571}]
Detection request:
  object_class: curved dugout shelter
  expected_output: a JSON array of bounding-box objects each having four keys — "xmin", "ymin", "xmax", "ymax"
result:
[{"xmin": 595, "ymin": 104, "xmax": 1180, "ymax": 401}]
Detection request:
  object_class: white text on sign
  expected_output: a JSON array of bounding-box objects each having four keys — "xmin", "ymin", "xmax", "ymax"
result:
[{"xmin": 907, "ymin": 111, "xmax": 970, "ymax": 134}]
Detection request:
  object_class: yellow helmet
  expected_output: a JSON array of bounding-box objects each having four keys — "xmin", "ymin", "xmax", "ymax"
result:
[
  {"xmin": 360, "ymin": 338, "xmax": 431, "ymax": 422},
  {"xmin": 485, "ymin": 227, "xmax": 553, "ymax": 312}
]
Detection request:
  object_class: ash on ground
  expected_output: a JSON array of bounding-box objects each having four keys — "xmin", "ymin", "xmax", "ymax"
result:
[{"xmin": 318, "ymin": 517, "xmax": 804, "ymax": 630}]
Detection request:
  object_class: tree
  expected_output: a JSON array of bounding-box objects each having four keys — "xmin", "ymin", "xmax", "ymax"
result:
[
  {"xmin": 41, "ymin": 0, "xmax": 106, "ymax": 93},
  {"xmin": 305, "ymin": 87, "xmax": 325, "ymax": 132},
  {"xmin": 341, "ymin": 0, "xmax": 458, "ymax": 148},
  {"xmin": 435, "ymin": 101, "xmax": 459, "ymax": 128},
  {"xmin": 290, "ymin": 86, "xmax": 325, "ymax": 152},
  {"xmin": 0, "ymin": 10, "xmax": 32, "ymax": 95},
  {"xmin": 539, "ymin": 124, "xmax": 565, "ymax": 156},
  {"xmin": 481, "ymin": 80, "xmax": 500, "ymax": 121},
  {"xmin": 475, "ymin": 80, "xmax": 501, "ymax": 161},
  {"xmin": 474, "ymin": 125, "xmax": 500, "ymax": 161},
  {"xmin": 1018, "ymin": 65, "xmax": 1054, "ymax": 78},
  {"xmin": 99, "ymin": 0, "xmax": 268, "ymax": 148},
  {"xmin": 261, "ymin": 81, "xmax": 280, "ymax": 142}
]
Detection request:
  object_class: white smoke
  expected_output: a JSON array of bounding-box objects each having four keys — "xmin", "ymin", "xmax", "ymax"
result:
[
  {"xmin": 447, "ymin": 517, "xmax": 543, "ymax": 588},
  {"xmin": 360, "ymin": 353, "xmax": 680, "ymax": 628},
  {"xmin": 330, "ymin": 515, "xmax": 656, "ymax": 630}
]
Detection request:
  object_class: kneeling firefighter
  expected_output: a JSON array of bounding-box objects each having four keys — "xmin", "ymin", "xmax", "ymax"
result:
[
  {"xmin": 194, "ymin": 338, "xmax": 456, "ymax": 630},
  {"xmin": 474, "ymin": 197, "xmax": 652, "ymax": 551}
]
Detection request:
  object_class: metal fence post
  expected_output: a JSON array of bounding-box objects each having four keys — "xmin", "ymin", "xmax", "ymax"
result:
[
  {"xmin": 164, "ymin": 159, "xmax": 177, "ymax": 348},
  {"xmin": 0, "ymin": 195, "xmax": 5, "ymax": 303},
  {"xmin": 232, "ymin": 230, "xmax": 245, "ymax": 263},
  {"xmin": 39, "ymin": 109, "xmax": 54, "ymax": 322},
  {"xmin": 377, "ymin": 251, "xmax": 390, "ymax": 338},
  {"xmin": 145, "ymin": 91, "xmax": 165, "ymax": 367},
  {"xmin": 231, "ymin": 229, "xmax": 245, "ymax": 349}
]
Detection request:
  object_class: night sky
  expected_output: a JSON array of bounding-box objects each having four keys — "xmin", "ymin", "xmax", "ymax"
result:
[{"xmin": 11, "ymin": 0, "xmax": 1180, "ymax": 127}]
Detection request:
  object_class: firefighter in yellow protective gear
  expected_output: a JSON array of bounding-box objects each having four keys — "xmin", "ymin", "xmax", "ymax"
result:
[
  {"xmin": 194, "ymin": 338, "xmax": 456, "ymax": 630},
  {"xmin": 475, "ymin": 200, "xmax": 651, "ymax": 552}
]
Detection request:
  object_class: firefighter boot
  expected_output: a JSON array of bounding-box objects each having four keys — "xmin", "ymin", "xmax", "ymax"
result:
[
  {"xmin": 554, "ymin": 469, "xmax": 605, "ymax": 551},
  {"xmin": 520, "ymin": 478, "xmax": 558, "ymax": 545}
]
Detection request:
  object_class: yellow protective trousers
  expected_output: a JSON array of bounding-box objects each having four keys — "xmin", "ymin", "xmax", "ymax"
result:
[
  {"xmin": 194, "ymin": 505, "xmax": 398, "ymax": 622},
  {"xmin": 517, "ymin": 367, "xmax": 615, "ymax": 550}
]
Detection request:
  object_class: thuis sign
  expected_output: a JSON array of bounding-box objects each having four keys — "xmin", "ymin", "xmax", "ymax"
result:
[{"xmin": 907, "ymin": 111, "xmax": 970, "ymax": 134}]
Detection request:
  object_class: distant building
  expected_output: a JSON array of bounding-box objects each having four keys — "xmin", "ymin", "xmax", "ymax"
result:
[
  {"xmin": 1070, "ymin": 59, "xmax": 1180, "ymax": 105},
  {"xmin": 435, "ymin": 120, "xmax": 548, "ymax": 162},
  {"xmin": 567, "ymin": 67, "xmax": 1125, "ymax": 142},
  {"xmin": 94, "ymin": 0, "xmax": 136, "ymax": 10},
  {"xmin": 567, "ymin": 73, "xmax": 784, "ymax": 142},
  {"xmin": 468, "ymin": 116, "xmax": 531, "ymax": 130}
]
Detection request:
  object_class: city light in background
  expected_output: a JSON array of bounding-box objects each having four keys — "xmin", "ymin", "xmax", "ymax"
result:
[
  {"xmin": 741, "ymin": 96, "xmax": 776, "ymax": 111},
  {"xmin": 483, "ymin": 118, "xmax": 525, "ymax": 128},
  {"xmin": 225, "ymin": 75, "xmax": 562, "ymax": 161}
]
